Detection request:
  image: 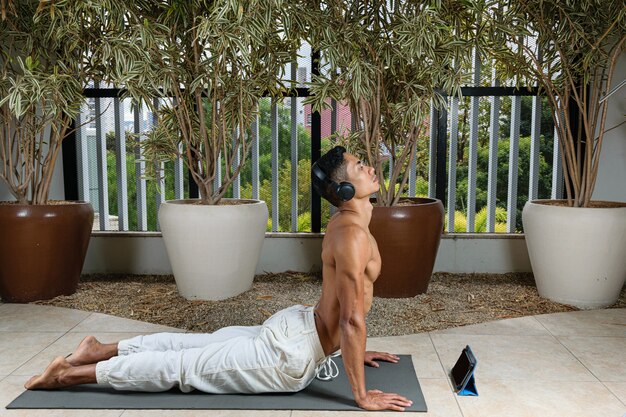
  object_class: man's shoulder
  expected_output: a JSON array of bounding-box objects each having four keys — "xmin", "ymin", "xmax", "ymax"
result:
[
  {"xmin": 327, "ymin": 222, "xmax": 368, "ymax": 245},
  {"xmin": 328, "ymin": 217, "xmax": 367, "ymax": 235}
]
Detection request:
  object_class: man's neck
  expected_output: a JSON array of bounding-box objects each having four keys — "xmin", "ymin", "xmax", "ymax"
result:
[{"xmin": 337, "ymin": 198, "xmax": 373, "ymax": 229}]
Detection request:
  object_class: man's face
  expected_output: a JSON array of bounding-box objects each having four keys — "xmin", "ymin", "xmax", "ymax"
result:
[{"xmin": 342, "ymin": 153, "xmax": 379, "ymax": 197}]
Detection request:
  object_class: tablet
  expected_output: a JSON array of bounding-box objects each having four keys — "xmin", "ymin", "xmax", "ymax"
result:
[{"xmin": 451, "ymin": 345, "xmax": 477, "ymax": 392}]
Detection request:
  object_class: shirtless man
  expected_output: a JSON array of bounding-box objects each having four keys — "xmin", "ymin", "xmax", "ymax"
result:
[{"xmin": 25, "ymin": 146, "xmax": 413, "ymax": 412}]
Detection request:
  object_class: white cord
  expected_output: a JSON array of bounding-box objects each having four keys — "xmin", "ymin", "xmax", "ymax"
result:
[{"xmin": 315, "ymin": 353, "xmax": 341, "ymax": 381}]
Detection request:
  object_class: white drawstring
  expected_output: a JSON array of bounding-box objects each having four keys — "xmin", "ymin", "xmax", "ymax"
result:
[{"xmin": 315, "ymin": 352, "xmax": 341, "ymax": 381}]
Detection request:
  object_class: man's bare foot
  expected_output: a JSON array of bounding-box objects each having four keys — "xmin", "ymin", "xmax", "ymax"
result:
[
  {"xmin": 66, "ymin": 336, "xmax": 105, "ymax": 366},
  {"xmin": 25, "ymin": 357, "xmax": 71, "ymax": 390}
]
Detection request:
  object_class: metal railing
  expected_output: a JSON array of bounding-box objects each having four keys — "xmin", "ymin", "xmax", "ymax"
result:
[
  {"xmin": 62, "ymin": 58, "xmax": 563, "ymax": 235},
  {"xmin": 433, "ymin": 59, "xmax": 563, "ymax": 233}
]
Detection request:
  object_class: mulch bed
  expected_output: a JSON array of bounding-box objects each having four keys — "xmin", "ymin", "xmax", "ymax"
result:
[{"xmin": 32, "ymin": 272, "xmax": 626, "ymax": 337}]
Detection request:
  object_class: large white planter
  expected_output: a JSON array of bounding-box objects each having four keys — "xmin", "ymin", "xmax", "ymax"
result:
[
  {"xmin": 522, "ymin": 200, "xmax": 626, "ymax": 309},
  {"xmin": 158, "ymin": 199, "xmax": 268, "ymax": 300}
]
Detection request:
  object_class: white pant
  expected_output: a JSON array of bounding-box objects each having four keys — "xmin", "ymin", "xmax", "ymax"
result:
[{"xmin": 95, "ymin": 305, "xmax": 328, "ymax": 393}]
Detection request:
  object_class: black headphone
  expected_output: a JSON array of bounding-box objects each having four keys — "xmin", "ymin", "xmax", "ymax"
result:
[{"xmin": 312, "ymin": 163, "xmax": 355, "ymax": 202}]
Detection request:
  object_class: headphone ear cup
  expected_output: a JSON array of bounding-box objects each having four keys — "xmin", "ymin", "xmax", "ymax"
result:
[{"xmin": 336, "ymin": 181, "xmax": 355, "ymax": 201}]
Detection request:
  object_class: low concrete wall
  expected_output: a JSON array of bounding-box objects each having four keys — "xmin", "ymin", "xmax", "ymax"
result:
[
  {"xmin": 436, "ymin": 234, "xmax": 530, "ymax": 273},
  {"xmin": 83, "ymin": 232, "xmax": 531, "ymax": 275}
]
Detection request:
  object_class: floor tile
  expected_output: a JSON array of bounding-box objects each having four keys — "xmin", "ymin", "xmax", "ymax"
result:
[
  {"xmin": 0, "ymin": 304, "xmax": 90, "ymax": 332},
  {"xmin": 604, "ymin": 382, "xmax": 626, "ymax": 406},
  {"xmin": 429, "ymin": 333, "xmax": 597, "ymax": 382},
  {"xmin": 121, "ymin": 411, "xmax": 291, "ymax": 417},
  {"xmin": 416, "ymin": 378, "xmax": 463, "ymax": 417},
  {"xmin": 0, "ymin": 376, "xmax": 123, "ymax": 417},
  {"xmin": 366, "ymin": 334, "xmax": 447, "ymax": 378},
  {"xmin": 558, "ymin": 336, "xmax": 626, "ymax": 382},
  {"xmin": 11, "ymin": 332, "xmax": 150, "ymax": 377},
  {"xmin": 0, "ymin": 332, "xmax": 63, "ymax": 375},
  {"xmin": 535, "ymin": 309, "xmax": 626, "ymax": 337},
  {"xmin": 456, "ymin": 379, "xmax": 626, "ymax": 417},
  {"xmin": 433, "ymin": 316, "xmax": 550, "ymax": 336},
  {"xmin": 70, "ymin": 313, "xmax": 184, "ymax": 333}
]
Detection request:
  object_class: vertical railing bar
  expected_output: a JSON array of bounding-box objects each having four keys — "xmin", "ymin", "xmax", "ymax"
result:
[
  {"xmin": 529, "ymin": 47, "xmax": 543, "ymax": 202},
  {"xmin": 435, "ymin": 95, "xmax": 448, "ymax": 203},
  {"xmin": 486, "ymin": 65, "xmax": 501, "ymax": 232},
  {"xmin": 408, "ymin": 140, "xmax": 417, "ymax": 197},
  {"xmin": 214, "ymin": 152, "xmax": 221, "ymax": 198},
  {"xmin": 331, "ymin": 98, "xmax": 337, "ymax": 135},
  {"xmin": 328, "ymin": 96, "xmax": 338, "ymax": 217},
  {"xmin": 387, "ymin": 149, "xmax": 393, "ymax": 192},
  {"xmin": 528, "ymin": 95, "xmax": 542, "ymax": 201},
  {"xmin": 114, "ymin": 97, "xmax": 129, "ymax": 231},
  {"xmin": 551, "ymin": 124, "xmax": 564, "ymax": 199},
  {"xmin": 252, "ymin": 113, "xmax": 260, "ymax": 200},
  {"xmin": 507, "ymin": 89, "xmax": 522, "ymax": 233},
  {"xmin": 174, "ymin": 142, "xmax": 184, "ymax": 200},
  {"xmin": 447, "ymin": 95, "xmax": 459, "ymax": 232},
  {"xmin": 428, "ymin": 102, "xmax": 438, "ymax": 199},
  {"xmin": 173, "ymin": 96, "xmax": 184, "ymax": 200},
  {"xmin": 271, "ymin": 100, "xmax": 279, "ymax": 232},
  {"xmin": 133, "ymin": 102, "xmax": 148, "ymax": 231},
  {"xmin": 291, "ymin": 63, "xmax": 299, "ymax": 231},
  {"xmin": 153, "ymin": 98, "xmax": 165, "ymax": 231},
  {"xmin": 156, "ymin": 157, "xmax": 165, "ymax": 229},
  {"xmin": 311, "ymin": 49, "xmax": 322, "ymax": 233},
  {"xmin": 466, "ymin": 49, "xmax": 481, "ymax": 232},
  {"xmin": 76, "ymin": 103, "xmax": 90, "ymax": 202},
  {"xmin": 212, "ymin": 104, "xmax": 221, "ymax": 198},
  {"xmin": 94, "ymin": 85, "xmax": 110, "ymax": 231},
  {"xmin": 233, "ymin": 138, "xmax": 241, "ymax": 199},
  {"xmin": 329, "ymin": 98, "xmax": 337, "ymax": 217},
  {"xmin": 167, "ymin": 98, "xmax": 185, "ymax": 200}
]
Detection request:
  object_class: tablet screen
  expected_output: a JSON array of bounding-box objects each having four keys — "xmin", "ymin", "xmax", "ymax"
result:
[{"xmin": 451, "ymin": 350, "xmax": 471, "ymax": 388}]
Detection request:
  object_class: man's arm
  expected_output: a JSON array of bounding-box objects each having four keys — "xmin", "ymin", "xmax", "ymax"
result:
[
  {"xmin": 334, "ymin": 226, "xmax": 368, "ymax": 404},
  {"xmin": 334, "ymin": 226, "xmax": 412, "ymax": 412}
]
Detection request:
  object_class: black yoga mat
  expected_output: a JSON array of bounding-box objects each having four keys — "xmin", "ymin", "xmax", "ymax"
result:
[{"xmin": 7, "ymin": 355, "xmax": 427, "ymax": 411}]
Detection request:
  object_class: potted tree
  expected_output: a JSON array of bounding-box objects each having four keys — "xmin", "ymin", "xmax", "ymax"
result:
[
  {"xmin": 487, "ymin": 0, "xmax": 626, "ymax": 308},
  {"xmin": 306, "ymin": 0, "xmax": 473, "ymax": 297},
  {"xmin": 119, "ymin": 1, "xmax": 298, "ymax": 300},
  {"xmin": 0, "ymin": 1, "xmax": 132, "ymax": 302}
]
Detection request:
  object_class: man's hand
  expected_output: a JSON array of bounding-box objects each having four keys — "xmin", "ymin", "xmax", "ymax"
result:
[
  {"xmin": 364, "ymin": 351, "xmax": 400, "ymax": 368},
  {"xmin": 357, "ymin": 389, "xmax": 413, "ymax": 411}
]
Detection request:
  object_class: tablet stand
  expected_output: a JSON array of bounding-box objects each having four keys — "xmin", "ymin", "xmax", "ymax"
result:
[{"xmin": 457, "ymin": 373, "xmax": 478, "ymax": 396}]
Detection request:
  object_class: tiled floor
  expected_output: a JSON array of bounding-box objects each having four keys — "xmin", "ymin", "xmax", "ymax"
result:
[{"xmin": 1, "ymin": 303, "xmax": 625, "ymax": 416}]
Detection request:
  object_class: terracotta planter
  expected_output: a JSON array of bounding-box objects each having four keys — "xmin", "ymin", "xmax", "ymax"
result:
[
  {"xmin": 0, "ymin": 201, "xmax": 94, "ymax": 303},
  {"xmin": 523, "ymin": 199, "xmax": 626, "ymax": 309},
  {"xmin": 369, "ymin": 197, "xmax": 444, "ymax": 298}
]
